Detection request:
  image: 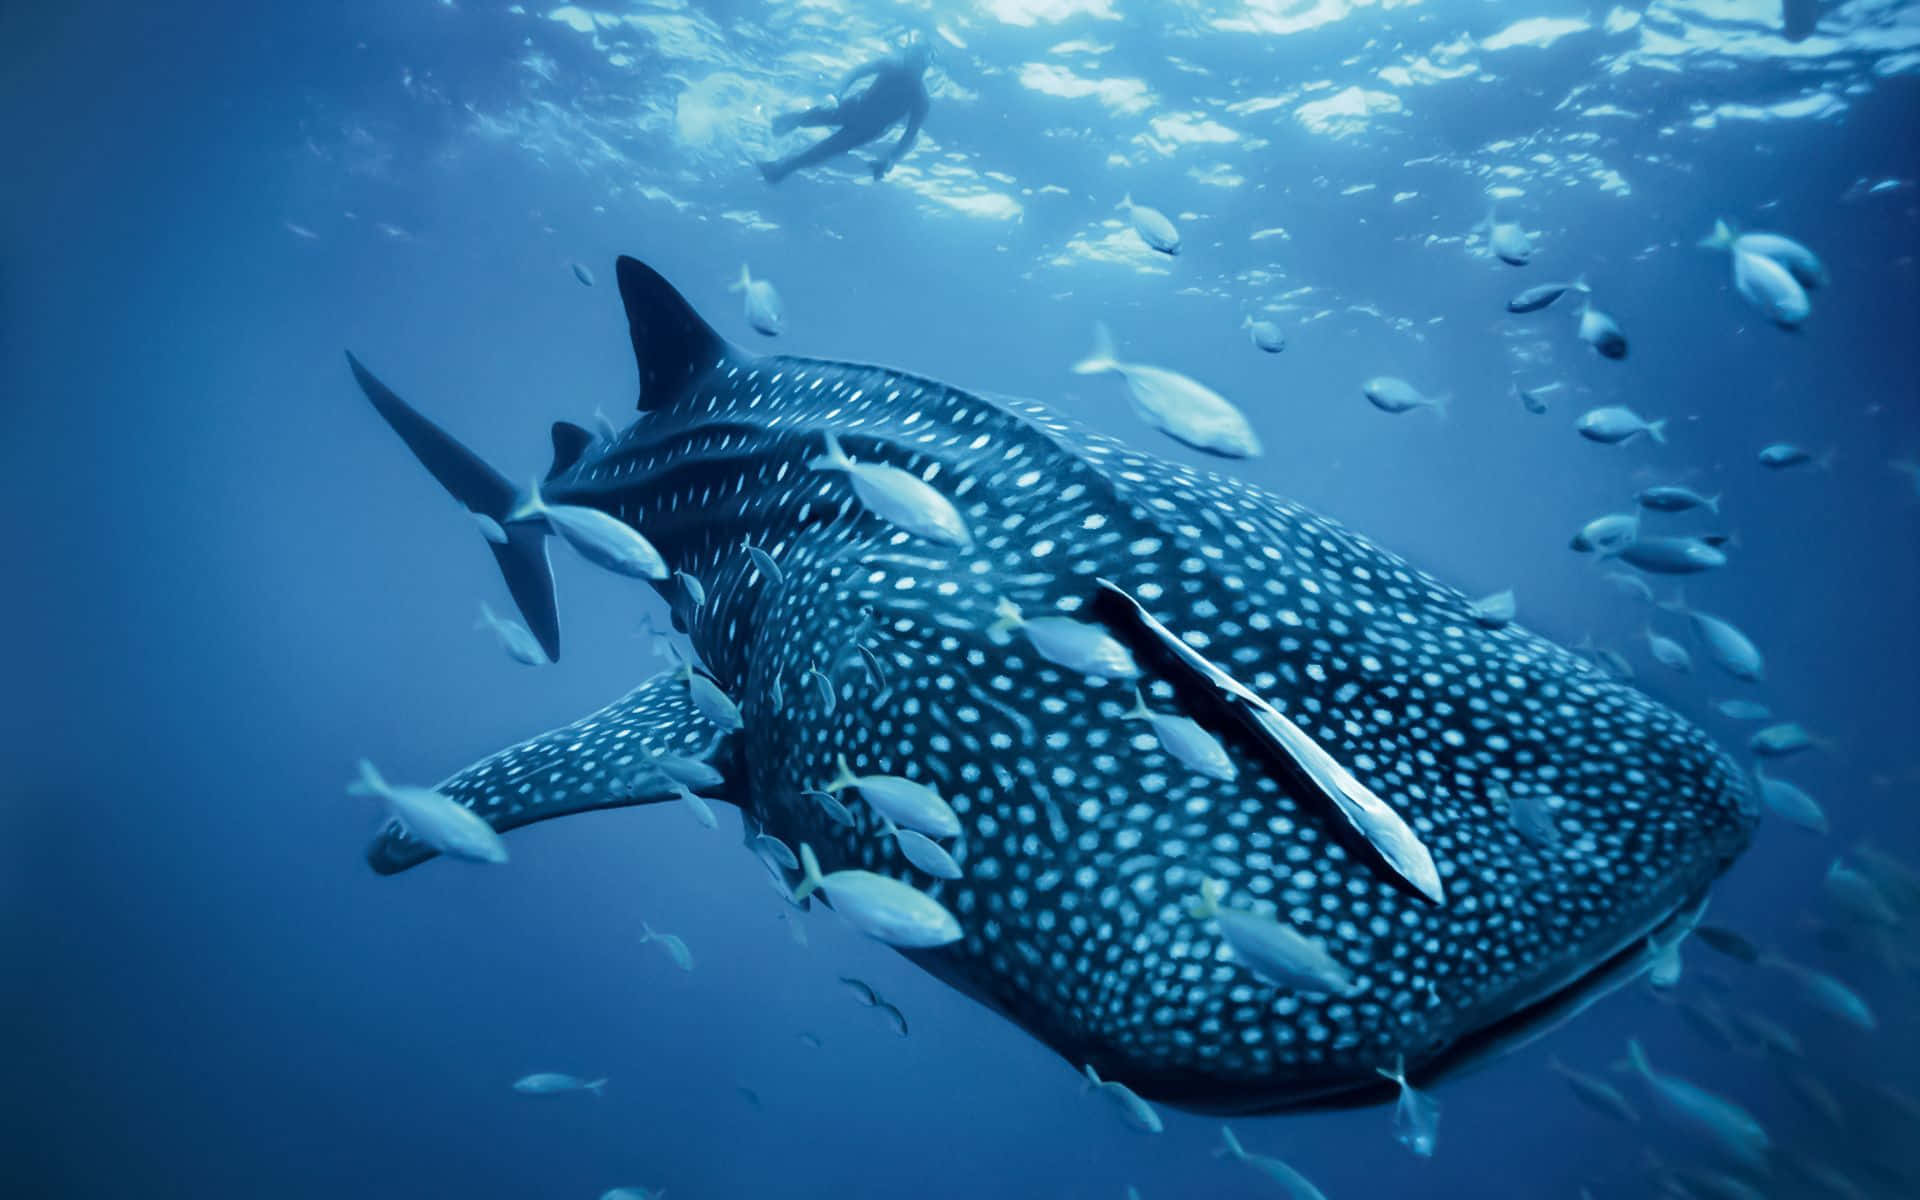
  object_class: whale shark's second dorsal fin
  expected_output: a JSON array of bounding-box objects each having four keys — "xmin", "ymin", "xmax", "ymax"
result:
[
  {"xmin": 365, "ymin": 669, "xmax": 742, "ymax": 874},
  {"xmin": 548, "ymin": 421, "xmax": 595, "ymax": 479},
  {"xmin": 616, "ymin": 256, "xmax": 736, "ymax": 412}
]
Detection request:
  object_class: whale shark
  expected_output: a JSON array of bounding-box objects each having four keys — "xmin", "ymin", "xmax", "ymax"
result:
[{"xmin": 346, "ymin": 256, "xmax": 1755, "ymax": 1113}]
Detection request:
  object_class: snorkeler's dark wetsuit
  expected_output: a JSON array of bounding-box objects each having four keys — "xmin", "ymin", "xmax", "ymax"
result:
[{"xmin": 760, "ymin": 41, "xmax": 931, "ymax": 184}]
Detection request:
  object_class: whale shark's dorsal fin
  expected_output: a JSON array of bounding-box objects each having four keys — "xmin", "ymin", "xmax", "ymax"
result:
[
  {"xmin": 616, "ymin": 256, "xmax": 735, "ymax": 412},
  {"xmin": 548, "ymin": 421, "xmax": 595, "ymax": 479},
  {"xmin": 366, "ymin": 669, "xmax": 741, "ymax": 874}
]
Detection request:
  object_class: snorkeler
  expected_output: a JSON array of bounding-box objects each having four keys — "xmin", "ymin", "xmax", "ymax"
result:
[{"xmin": 760, "ymin": 33, "xmax": 932, "ymax": 185}]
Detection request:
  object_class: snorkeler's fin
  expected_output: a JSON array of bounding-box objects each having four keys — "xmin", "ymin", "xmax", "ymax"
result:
[
  {"xmin": 366, "ymin": 671, "xmax": 742, "ymax": 874},
  {"xmin": 346, "ymin": 351, "xmax": 561, "ymax": 662}
]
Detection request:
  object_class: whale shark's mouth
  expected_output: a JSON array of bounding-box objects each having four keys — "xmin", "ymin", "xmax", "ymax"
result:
[
  {"xmin": 1242, "ymin": 889, "xmax": 1704, "ymax": 1115},
  {"xmin": 1416, "ymin": 889, "xmax": 1705, "ymax": 1081}
]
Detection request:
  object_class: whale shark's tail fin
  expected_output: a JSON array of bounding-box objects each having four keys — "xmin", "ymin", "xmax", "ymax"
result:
[
  {"xmin": 617, "ymin": 255, "xmax": 737, "ymax": 412},
  {"xmin": 346, "ymin": 351, "xmax": 561, "ymax": 662},
  {"xmin": 367, "ymin": 669, "xmax": 741, "ymax": 874}
]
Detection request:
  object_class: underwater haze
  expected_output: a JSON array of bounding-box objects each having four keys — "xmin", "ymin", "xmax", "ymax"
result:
[{"xmin": 5, "ymin": 1, "xmax": 1920, "ymax": 1198}]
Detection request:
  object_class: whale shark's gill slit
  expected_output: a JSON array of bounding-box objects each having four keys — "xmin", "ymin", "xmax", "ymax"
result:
[{"xmin": 1091, "ymin": 578, "xmax": 1445, "ymax": 906}]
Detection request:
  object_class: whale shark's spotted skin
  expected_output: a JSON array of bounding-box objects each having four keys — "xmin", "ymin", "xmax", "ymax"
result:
[{"xmin": 355, "ymin": 259, "xmax": 1755, "ymax": 1112}]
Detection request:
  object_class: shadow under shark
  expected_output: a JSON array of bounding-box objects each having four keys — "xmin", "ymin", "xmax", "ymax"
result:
[{"xmin": 346, "ymin": 256, "xmax": 1755, "ymax": 1113}]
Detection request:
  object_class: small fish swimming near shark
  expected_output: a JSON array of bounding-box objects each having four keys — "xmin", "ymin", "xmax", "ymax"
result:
[
  {"xmin": 513, "ymin": 1072, "xmax": 607, "ymax": 1097},
  {"xmin": 344, "ymin": 256, "xmax": 1754, "ymax": 1113},
  {"xmin": 1119, "ymin": 194, "xmax": 1180, "ymax": 256},
  {"xmin": 1507, "ymin": 278, "xmax": 1587, "ymax": 313},
  {"xmin": 1477, "ymin": 203, "xmax": 1533, "ymax": 266}
]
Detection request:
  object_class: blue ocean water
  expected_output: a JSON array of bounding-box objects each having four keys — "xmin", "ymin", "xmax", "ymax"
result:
[{"xmin": 5, "ymin": 1, "xmax": 1919, "ymax": 1197}]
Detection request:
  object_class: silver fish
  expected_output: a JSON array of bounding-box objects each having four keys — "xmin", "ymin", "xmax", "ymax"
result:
[
  {"xmin": 1576, "ymin": 299, "xmax": 1628, "ymax": 359},
  {"xmin": 1636, "ymin": 486, "xmax": 1720, "ymax": 515},
  {"xmin": 992, "ymin": 597, "xmax": 1139, "ymax": 680},
  {"xmin": 639, "ymin": 921, "xmax": 694, "ymax": 971},
  {"xmin": 793, "ymin": 843, "xmax": 962, "ymax": 948},
  {"xmin": 1082, "ymin": 1063, "xmax": 1163, "ymax": 1134},
  {"xmin": 1362, "ymin": 375, "xmax": 1448, "ymax": 416},
  {"xmin": 1122, "ymin": 688, "xmax": 1237, "ymax": 781},
  {"xmin": 810, "ymin": 432, "xmax": 971, "ymax": 548},
  {"xmin": 1468, "ymin": 589, "xmax": 1517, "ymax": 629},
  {"xmin": 1547, "ymin": 1057, "xmax": 1638, "ymax": 1125},
  {"xmin": 1620, "ymin": 1039, "xmax": 1771, "ymax": 1169},
  {"xmin": 1215, "ymin": 1127, "xmax": 1328, "ymax": 1200},
  {"xmin": 1376, "ymin": 1055, "xmax": 1440, "ymax": 1157},
  {"xmin": 511, "ymin": 478, "xmax": 669, "ymax": 580},
  {"xmin": 347, "ymin": 760, "xmax": 508, "ymax": 865},
  {"xmin": 732, "ymin": 264, "xmax": 784, "ymax": 336},
  {"xmin": 1119, "ymin": 193, "xmax": 1179, "ymax": 255},
  {"xmin": 827, "ymin": 755, "xmax": 960, "ymax": 839},
  {"xmin": 513, "ymin": 1072, "xmax": 606, "ymax": 1096},
  {"xmin": 1189, "ymin": 878, "xmax": 1359, "ymax": 996},
  {"xmin": 1073, "ymin": 324, "xmax": 1261, "ymax": 457},
  {"xmin": 1749, "ymin": 722, "xmax": 1823, "ymax": 758},
  {"xmin": 1244, "ymin": 316, "xmax": 1287, "ymax": 353},
  {"xmin": 475, "ymin": 601, "xmax": 550, "ymax": 666},
  {"xmin": 1577, "ymin": 406, "xmax": 1667, "ymax": 446},
  {"xmin": 1507, "ymin": 278, "xmax": 1588, "ymax": 313}
]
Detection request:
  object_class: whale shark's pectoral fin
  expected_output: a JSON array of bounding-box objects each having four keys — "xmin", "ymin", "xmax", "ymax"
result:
[
  {"xmin": 367, "ymin": 670, "xmax": 739, "ymax": 875},
  {"xmin": 1092, "ymin": 578, "xmax": 1445, "ymax": 905}
]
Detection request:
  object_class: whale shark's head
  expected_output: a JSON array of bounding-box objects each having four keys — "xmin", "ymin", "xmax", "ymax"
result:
[{"xmin": 353, "ymin": 257, "xmax": 1758, "ymax": 1113}]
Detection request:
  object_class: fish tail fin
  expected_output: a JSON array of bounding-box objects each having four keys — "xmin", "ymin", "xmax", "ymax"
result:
[
  {"xmin": 828, "ymin": 753, "xmax": 859, "ymax": 793},
  {"xmin": 509, "ymin": 476, "xmax": 545, "ymax": 523},
  {"xmin": 475, "ymin": 601, "xmax": 500, "ymax": 633},
  {"xmin": 1699, "ymin": 219, "xmax": 1735, "ymax": 250},
  {"xmin": 1374, "ymin": 1053, "xmax": 1407, "ymax": 1087},
  {"xmin": 988, "ymin": 596, "xmax": 1024, "ymax": 638},
  {"xmin": 1429, "ymin": 392, "xmax": 1452, "ymax": 421},
  {"xmin": 1123, "ymin": 687, "xmax": 1152, "ymax": 722},
  {"xmin": 348, "ymin": 758, "xmax": 386, "ymax": 799},
  {"xmin": 1081, "ymin": 1063, "xmax": 1101, "ymax": 1094},
  {"xmin": 1624, "ymin": 1038, "xmax": 1651, "ymax": 1079},
  {"xmin": 1571, "ymin": 273, "xmax": 1590, "ymax": 293},
  {"xmin": 585, "ymin": 1078, "xmax": 608, "ymax": 1097},
  {"xmin": 793, "ymin": 843, "xmax": 826, "ymax": 903},
  {"xmin": 1071, "ymin": 322, "xmax": 1118, "ymax": 375},
  {"xmin": 1707, "ymin": 493, "xmax": 1722, "ymax": 515},
  {"xmin": 1187, "ymin": 877, "xmax": 1224, "ymax": 920},
  {"xmin": 346, "ymin": 352, "xmax": 561, "ymax": 661},
  {"xmin": 639, "ymin": 920, "xmax": 656, "ymax": 943},
  {"xmin": 1817, "ymin": 447, "xmax": 1838, "ymax": 471},
  {"xmin": 808, "ymin": 432, "xmax": 853, "ymax": 472},
  {"xmin": 1118, "ymin": 193, "xmax": 1132, "ymax": 213},
  {"xmin": 1646, "ymin": 419, "xmax": 1668, "ymax": 445},
  {"xmin": 1656, "ymin": 587, "xmax": 1689, "ymax": 617},
  {"xmin": 732, "ymin": 264, "xmax": 751, "ymax": 293},
  {"xmin": 1215, "ymin": 1125, "xmax": 1246, "ymax": 1161}
]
